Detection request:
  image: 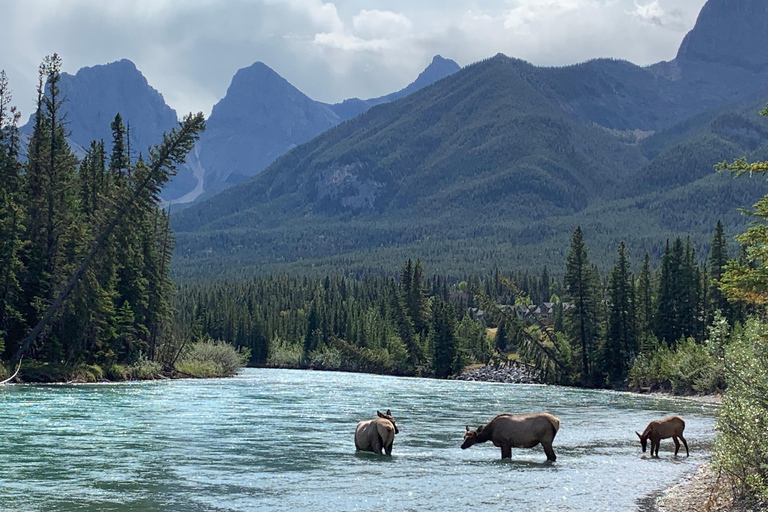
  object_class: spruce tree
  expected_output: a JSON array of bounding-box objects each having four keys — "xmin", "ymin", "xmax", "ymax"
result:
[
  {"xmin": 636, "ymin": 253, "xmax": 655, "ymax": 352},
  {"xmin": 430, "ymin": 296, "xmax": 457, "ymax": 378},
  {"xmin": 0, "ymin": 70, "xmax": 26, "ymax": 356},
  {"xmin": 603, "ymin": 241, "xmax": 636, "ymax": 382},
  {"xmin": 564, "ymin": 226, "xmax": 599, "ymax": 384},
  {"xmin": 709, "ymin": 220, "xmax": 730, "ymax": 320}
]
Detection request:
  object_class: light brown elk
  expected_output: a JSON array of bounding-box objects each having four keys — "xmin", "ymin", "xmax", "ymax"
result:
[
  {"xmin": 355, "ymin": 409, "xmax": 399, "ymax": 455},
  {"xmin": 636, "ymin": 415, "xmax": 689, "ymax": 457},
  {"xmin": 461, "ymin": 413, "xmax": 560, "ymax": 461}
]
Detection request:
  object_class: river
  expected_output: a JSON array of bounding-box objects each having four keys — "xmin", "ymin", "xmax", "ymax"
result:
[{"xmin": 0, "ymin": 368, "xmax": 718, "ymax": 511}]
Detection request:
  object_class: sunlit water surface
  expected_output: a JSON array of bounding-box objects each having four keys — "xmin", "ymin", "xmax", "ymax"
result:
[{"xmin": 0, "ymin": 368, "xmax": 718, "ymax": 511}]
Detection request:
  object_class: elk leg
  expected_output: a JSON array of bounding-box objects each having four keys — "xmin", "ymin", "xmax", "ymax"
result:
[
  {"xmin": 542, "ymin": 441, "xmax": 557, "ymax": 462},
  {"xmin": 501, "ymin": 445, "xmax": 512, "ymax": 459},
  {"xmin": 673, "ymin": 437, "xmax": 680, "ymax": 456},
  {"xmin": 385, "ymin": 443, "xmax": 393, "ymax": 456},
  {"xmin": 680, "ymin": 435, "xmax": 689, "ymax": 457},
  {"xmin": 373, "ymin": 435, "xmax": 383, "ymax": 455},
  {"xmin": 653, "ymin": 440, "xmax": 660, "ymax": 458}
]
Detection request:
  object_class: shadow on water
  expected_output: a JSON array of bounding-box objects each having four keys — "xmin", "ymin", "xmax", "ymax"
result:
[{"xmin": 353, "ymin": 451, "xmax": 397, "ymax": 462}]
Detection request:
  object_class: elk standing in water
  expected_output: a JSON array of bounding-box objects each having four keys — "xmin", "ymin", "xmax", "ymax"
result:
[
  {"xmin": 636, "ymin": 415, "xmax": 689, "ymax": 457},
  {"xmin": 461, "ymin": 413, "xmax": 560, "ymax": 462},
  {"xmin": 355, "ymin": 410, "xmax": 399, "ymax": 455}
]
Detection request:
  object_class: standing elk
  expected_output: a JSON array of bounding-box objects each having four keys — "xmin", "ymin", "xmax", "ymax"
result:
[
  {"xmin": 636, "ymin": 415, "xmax": 689, "ymax": 457},
  {"xmin": 461, "ymin": 413, "xmax": 560, "ymax": 461},
  {"xmin": 355, "ymin": 409, "xmax": 399, "ymax": 455}
]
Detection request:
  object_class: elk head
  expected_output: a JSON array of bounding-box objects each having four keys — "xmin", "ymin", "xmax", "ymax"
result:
[
  {"xmin": 378, "ymin": 410, "xmax": 399, "ymax": 434},
  {"xmin": 636, "ymin": 431, "xmax": 648, "ymax": 453},
  {"xmin": 461, "ymin": 425, "xmax": 484, "ymax": 449}
]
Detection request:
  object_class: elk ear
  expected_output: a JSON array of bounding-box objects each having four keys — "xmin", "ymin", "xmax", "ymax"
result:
[
  {"xmin": 636, "ymin": 431, "xmax": 642, "ymax": 439},
  {"xmin": 465, "ymin": 425, "xmax": 470, "ymax": 432},
  {"xmin": 477, "ymin": 425, "xmax": 484, "ymax": 433},
  {"xmin": 385, "ymin": 409, "xmax": 392, "ymax": 416},
  {"xmin": 377, "ymin": 411, "xmax": 384, "ymax": 418}
]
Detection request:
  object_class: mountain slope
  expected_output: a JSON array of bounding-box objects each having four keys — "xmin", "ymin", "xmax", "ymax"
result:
[{"xmin": 197, "ymin": 56, "xmax": 460, "ymax": 197}]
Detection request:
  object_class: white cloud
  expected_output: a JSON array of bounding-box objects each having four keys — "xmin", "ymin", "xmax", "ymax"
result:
[
  {"xmin": 631, "ymin": 0, "xmax": 688, "ymax": 29},
  {"xmin": 352, "ymin": 10, "xmax": 413, "ymax": 39},
  {"xmin": 503, "ymin": 0, "xmax": 589, "ymax": 30}
]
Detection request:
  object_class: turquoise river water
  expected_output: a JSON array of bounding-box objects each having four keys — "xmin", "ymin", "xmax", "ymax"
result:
[{"xmin": 0, "ymin": 368, "xmax": 718, "ymax": 511}]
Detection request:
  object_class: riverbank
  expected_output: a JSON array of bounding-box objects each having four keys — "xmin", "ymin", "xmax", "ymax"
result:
[
  {"xmin": 651, "ymin": 464, "xmax": 765, "ymax": 512},
  {"xmin": 1, "ymin": 341, "xmax": 249, "ymax": 384}
]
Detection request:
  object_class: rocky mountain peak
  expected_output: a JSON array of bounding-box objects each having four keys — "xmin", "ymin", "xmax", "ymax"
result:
[{"xmin": 676, "ymin": 0, "xmax": 768, "ymax": 72}]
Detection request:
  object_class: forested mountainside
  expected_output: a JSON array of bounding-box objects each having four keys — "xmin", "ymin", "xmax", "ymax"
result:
[
  {"xmin": 171, "ymin": 72, "xmax": 768, "ymax": 281},
  {"xmin": 171, "ymin": 0, "xmax": 768, "ymax": 281}
]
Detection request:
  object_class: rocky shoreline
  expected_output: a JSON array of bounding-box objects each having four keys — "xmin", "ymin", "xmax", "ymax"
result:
[
  {"xmin": 455, "ymin": 363, "xmax": 542, "ymax": 384},
  {"xmin": 647, "ymin": 463, "xmax": 765, "ymax": 512}
]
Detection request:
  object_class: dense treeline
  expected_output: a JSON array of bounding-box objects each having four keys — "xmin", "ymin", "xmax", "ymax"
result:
[
  {"xmin": 174, "ymin": 219, "xmax": 742, "ymax": 387},
  {"xmin": 0, "ymin": 56, "xmax": 210, "ymax": 381}
]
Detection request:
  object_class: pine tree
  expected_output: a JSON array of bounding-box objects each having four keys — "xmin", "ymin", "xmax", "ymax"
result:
[
  {"xmin": 430, "ymin": 296, "xmax": 457, "ymax": 378},
  {"xmin": 564, "ymin": 227, "xmax": 600, "ymax": 384},
  {"xmin": 602, "ymin": 241, "xmax": 636, "ymax": 382},
  {"xmin": 0, "ymin": 70, "xmax": 26, "ymax": 356},
  {"xmin": 709, "ymin": 220, "xmax": 730, "ymax": 321},
  {"xmin": 636, "ymin": 253, "xmax": 655, "ymax": 353},
  {"xmin": 20, "ymin": 54, "xmax": 80, "ymax": 361}
]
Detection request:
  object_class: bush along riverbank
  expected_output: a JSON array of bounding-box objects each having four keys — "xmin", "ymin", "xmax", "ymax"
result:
[{"xmin": 0, "ymin": 339, "xmax": 250, "ymax": 383}]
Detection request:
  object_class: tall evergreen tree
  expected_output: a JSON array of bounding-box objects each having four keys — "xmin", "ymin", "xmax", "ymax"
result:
[
  {"xmin": 564, "ymin": 226, "xmax": 600, "ymax": 384},
  {"xmin": 430, "ymin": 296, "xmax": 457, "ymax": 378},
  {"xmin": 709, "ymin": 220, "xmax": 730, "ymax": 320},
  {"xmin": 0, "ymin": 70, "xmax": 26, "ymax": 355},
  {"xmin": 602, "ymin": 241, "xmax": 636, "ymax": 382},
  {"xmin": 636, "ymin": 253, "xmax": 655, "ymax": 352}
]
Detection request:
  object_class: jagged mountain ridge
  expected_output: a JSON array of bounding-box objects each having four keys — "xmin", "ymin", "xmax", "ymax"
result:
[{"xmin": 21, "ymin": 55, "xmax": 461, "ymax": 202}]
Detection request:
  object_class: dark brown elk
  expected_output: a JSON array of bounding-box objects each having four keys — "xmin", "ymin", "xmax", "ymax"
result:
[
  {"xmin": 636, "ymin": 415, "xmax": 689, "ymax": 457},
  {"xmin": 354, "ymin": 409, "xmax": 399, "ymax": 455},
  {"xmin": 461, "ymin": 413, "xmax": 560, "ymax": 461}
]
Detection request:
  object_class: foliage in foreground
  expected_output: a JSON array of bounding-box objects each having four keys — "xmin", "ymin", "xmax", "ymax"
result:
[
  {"xmin": 711, "ymin": 103, "xmax": 768, "ymax": 503},
  {"xmin": 713, "ymin": 318, "xmax": 768, "ymax": 501}
]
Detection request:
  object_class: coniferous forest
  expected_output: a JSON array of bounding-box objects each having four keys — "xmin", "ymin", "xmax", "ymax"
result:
[
  {"xmin": 173, "ymin": 223, "xmax": 744, "ymax": 388},
  {"xmin": 0, "ymin": 56, "xmax": 225, "ymax": 381}
]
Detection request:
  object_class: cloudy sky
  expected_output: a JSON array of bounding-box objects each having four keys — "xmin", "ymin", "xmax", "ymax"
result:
[{"xmin": 0, "ymin": 0, "xmax": 707, "ymax": 118}]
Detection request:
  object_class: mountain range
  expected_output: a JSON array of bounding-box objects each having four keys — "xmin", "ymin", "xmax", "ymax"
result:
[
  {"xmin": 169, "ymin": 0, "xmax": 768, "ymax": 280},
  {"xmin": 18, "ymin": 0, "xmax": 768, "ymax": 280},
  {"xmin": 21, "ymin": 55, "xmax": 460, "ymax": 202}
]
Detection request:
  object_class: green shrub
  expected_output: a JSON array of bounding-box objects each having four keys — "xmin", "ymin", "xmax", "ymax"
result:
[
  {"xmin": 628, "ymin": 318, "xmax": 729, "ymax": 394},
  {"xmin": 266, "ymin": 337, "xmax": 303, "ymax": 368},
  {"xmin": 176, "ymin": 340, "xmax": 248, "ymax": 378},
  {"xmin": 127, "ymin": 354, "xmax": 164, "ymax": 380},
  {"xmin": 105, "ymin": 364, "xmax": 129, "ymax": 381},
  {"xmin": 68, "ymin": 364, "xmax": 104, "ymax": 383},
  {"xmin": 306, "ymin": 345, "xmax": 343, "ymax": 370},
  {"xmin": 713, "ymin": 318, "xmax": 768, "ymax": 502},
  {"xmin": 18, "ymin": 361, "xmax": 68, "ymax": 382}
]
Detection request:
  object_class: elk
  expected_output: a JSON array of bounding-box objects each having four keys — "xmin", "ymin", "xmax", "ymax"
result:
[
  {"xmin": 461, "ymin": 413, "xmax": 560, "ymax": 461},
  {"xmin": 355, "ymin": 409, "xmax": 399, "ymax": 455},
  {"xmin": 636, "ymin": 415, "xmax": 689, "ymax": 457}
]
